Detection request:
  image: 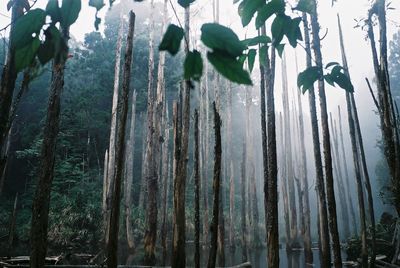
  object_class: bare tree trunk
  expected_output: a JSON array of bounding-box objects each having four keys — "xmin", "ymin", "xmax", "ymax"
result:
[
  {"xmin": 139, "ymin": 117, "xmax": 148, "ymax": 209},
  {"xmin": 125, "ymin": 92, "xmax": 137, "ymax": 252},
  {"xmin": 367, "ymin": 0, "xmax": 400, "ymax": 216},
  {"xmin": 161, "ymin": 107, "xmax": 170, "ymax": 266},
  {"xmin": 227, "ymin": 82, "xmax": 235, "ymax": 252},
  {"xmin": 0, "ymin": 1, "xmax": 24, "ymax": 175},
  {"xmin": 330, "ymin": 115, "xmax": 351, "ymax": 240},
  {"xmin": 294, "ymin": 53, "xmax": 313, "ymax": 264},
  {"xmin": 207, "ymin": 102, "xmax": 222, "ymax": 268},
  {"xmin": 106, "ymin": 12, "xmax": 135, "ymax": 268},
  {"xmin": 302, "ymin": 13, "xmax": 331, "ymax": 267},
  {"xmin": 104, "ymin": 15, "xmax": 124, "ymax": 245},
  {"xmin": 171, "ymin": 5, "xmax": 191, "ymax": 267},
  {"xmin": 337, "ymin": 15, "xmax": 376, "ymax": 264},
  {"xmin": 7, "ymin": 192, "xmax": 18, "ymax": 255},
  {"xmin": 337, "ymin": 106, "xmax": 358, "ymax": 236},
  {"xmin": 310, "ymin": 3, "xmax": 342, "ymax": 266},
  {"xmin": 194, "ymin": 109, "xmax": 201, "ymax": 268},
  {"xmin": 30, "ymin": 25, "xmax": 70, "ymax": 268},
  {"xmin": 240, "ymin": 140, "xmax": 248, "ymax": 262}
]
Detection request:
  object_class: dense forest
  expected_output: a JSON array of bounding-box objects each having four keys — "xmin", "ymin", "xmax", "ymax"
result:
[{"xmin": 0, "ymin": 0, "xmax": 400, "ymax": 267}]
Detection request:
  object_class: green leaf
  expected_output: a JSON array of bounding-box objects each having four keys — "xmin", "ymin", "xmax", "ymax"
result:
[
  {"xmin": 271, "ymin": 14, "xmax": 290, "ymax": 45},
  {"xmin": 159, "ymin": 24, "xmax": 185, "ymax": 55},
  {"xmin": 60, "ymin": 0, "xmax": 81, "ymax": 28},
  {"xmin": 284, "ymin": 17, "xmax": 302, "ymax": 47},
  {"xmin": 94, "ymin": 16, "xmax": 101, "ymax": 31},
  {"xmin": 239, "ymin": 0, "xmax": 264, "ymax": 27},
  {"xmin": 184, "ymin": 50, "xmax": 203, "ymax": 81},
  {"xmin": 89, "ymin": 0, "xmax": 105, "ymax": 10},
  {"xmin": 37, "ymin": 25, "xmax": 62, "ymax": 65},
  {"xmin": 324, "ymin": 74, "xmax": 335, "ymax": 87},
  {"xmin": 178, "ymin": 0, "xmax": 195, "ymax": 8},
  {"xmin": 247, "ymin": 49, "xmax": 256, "ymax": 72},
  {"xmin": 46, "ymin": 0, "xmax": 61, "ymax": 23},
  {"xmin": 275, "ymin": 43, "xmax": 285, "ymax": 58},
  {"xmin": 207, "ymin": 50, "xmax": 252, "ymax": 85},
  {"xmin": 325, "ymin": 65, "xmax": 354, "ymax": 92},
  {"xmin": 242, "ymin": 35, "xmax": 271, "ymax": 47},
  {"xmin": 297, "ymin": 66, "xmax": 321, "ymax": 93},
  {"xmin": 201, "ymin": 23, "xmax": 246, "ymax": 57},
  {"xmin": 255, "ymin": 0, "xmax": 285, "ymax": 29},
  {"xmin": 14, "ymin": 37, "xmax": 40, "ymax": 72},
  {"xmin": 12, "ymin": 9, "xmax": 46, "ymax": 49},
  {"xmin": 294, "ymin": 0, "xmax": 315, "ymax": 14}
]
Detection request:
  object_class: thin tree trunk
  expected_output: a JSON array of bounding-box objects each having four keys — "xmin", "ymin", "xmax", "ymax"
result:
[
  {"xmin": 194, "ymin": 109, "xmax": 200, "ymax": 268},
  {"xmin": 227, "ymin": 82, "xmax": 235, "ymax": 252},
  {"xmin": 30, "ymin": 25, "xmax": 70, "ymax": 268},
  {"xmin": 106, "ymin": 12, "xmax": 135, "ymax": 268},
  {"xmin": 207, "ymin": 102, "xmax": 222, "ymax": 268},
  {"xmin": 337, "ymin": 106, "xmax": 358, "ymax": 236},
  {"xmin": 104, "ymin": 14, "xmax": 124, "ymax": 245},
  {"xmin": 125, "ymin": 92, "xmax": 137, "ymax": 252},
  {"xmin": 240, "ymin": 139, "xmax": 248, "ymax": 262},
  {"xmin": 294, "ymin": 52, "xmax": 313, "ymax": 264},
  {"xmin": 171, "ymin": 5, "xmax": 191, "ymax": 267},
  {"xmin": 310, "ymin": 3, "xmax": 342, "ymax": 266},
  {"xmin": 338, "ymin": 15, "xmax": 375, "ymax": 265},
  {"xmin": 302, "ymin": 13, "xmax": 331, "ymax": 267},
  {"xmin": 161, "ymin": 107, "xmax": 170, "ymax": 266}
]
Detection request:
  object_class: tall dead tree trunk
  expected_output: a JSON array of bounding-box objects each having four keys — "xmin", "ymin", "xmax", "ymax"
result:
[
  {"xmin": 338, "ymin": 14, "xmax": 376, "ymax": 264},
  {"xmin": 240, "ymin": 139, "xmax": 248, "ymax": 262},
  {"xmin": 367, "ymin": 0, "xmax": 400, "ymax": 216},
  {"xmin": 302, "ymin": 12, "xmax": 331, "ymax": 267},
  {"xmin": 0, "ymin": 1, "xmax": 24, "ymax": 181},
  {"xmin": 104, "ymin": 15, "xmax": 124, "ymax": 245},
  {"xmin": 106, "ymin": 11, "xmax": 135, "ymax": 268},
  {"xmin": 171, "ymin": 6, "xmax": 191, "ymax": 267},
  {"xmin": 281, "ymin": 54, "xmax": 298, "ymax": 249},
  {"xmin": 294, "ymin": 52, "xmax": 313, "ymax": 264},
  {"xmin": 207, "ymin": 102, "xmax": 222, "ymax": 268},
  {"xmin": 30, "ymin": 25, "xmax": 70, "ymax": 268},
  {"xmin": 330, "ymin": 115, "xmax": 351, "ymax": 240},
  {"xmin": 310, "ymin": 2, "xmax": 342, "ymax": 266},
  {"xmin": 227, "ymin": 82, "xmax": 235, "ymax": 251},
  {"xmin": 337, "ymin": 106, "xmax": 358, "ymax": 236},
  {"xmin": 125, "ymin": 91, "xmax": 137, "ymax": 252},
  {"xmin": 194, "ymin": 109, "xmax": 201, "ymax": 268}
]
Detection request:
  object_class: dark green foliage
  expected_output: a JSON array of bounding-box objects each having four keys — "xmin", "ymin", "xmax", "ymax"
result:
[
  {"xmin": 60, "ymin": 0, "xmax": 81, "ymax": 28},
  {"xmin": 297, "ymin": 66, "xmax": 321, "ymax": 93},
  {"xmin": 159, "ymin": 24, "xmax": 185, "ymax": 56},
  {"xmin": 12, "ymin": 9, "xmax": 46, "ymax": 50},
  {"xmin": 184, "ymin": 50, "xmax": 203, "ymax": 81},
  {"xmin": 178, "ymin": 0, "xmax": 195, "ymax": 8},
  {"xmin": 294, "ymin": 0, "xmax": 316, "ymax": 14},
  {"xmin": 242, "ymin": 35, "xmax": 271, "ymax": 47},
  {"xmin": 247, "ymin": 49, "xmax": 256, "ymax": 72},
  {"xmin": 238, "ymin": 0, "xmax": 264, "ymax": 27},
  {"xmin": 255, "ymin": 0, "xmax": 285, "ymax": 29}
]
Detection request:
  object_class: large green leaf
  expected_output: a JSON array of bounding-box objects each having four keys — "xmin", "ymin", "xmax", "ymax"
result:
[
  {"xmin": 295, "ymin": 0, "xmax": 315, "ymax": 14},
  {"xmin": 89, "ymin": 0, "xmax": 105, "ymax": 10},
  {"xmin": 271, "ymin": 14, "xmax": 290, "ymax": 45},
  {"xmin": 159, "ymin": 24, "xmax": 185, "ymax": 55},
  {"xmin": 14, "ymin": 37, "xmax": 40, "ymax": 73},
  {"xmin": 178, "ymin": 0, "xmax": 195, "ymax": 8},
  {"xmin": 46, "ymin": 0, "xmax": 61, "ymax": 23},
  {"xmin": 60, "ymin": 0, "xmax": 81, "ymax": 28},
  {"xmin": 12, "ymin": 9, "xmax": 46, "ymax": 49},
  {"xmin": 324, "ymin": 64, "xmax": 354, "ymax": 92},
  {"xmin": 37, "ymin": 25, "xmax": 62, "ymax": 65},
  {"xmin": 239, "ymin": 0, "xmax": 264, "ymax": 27},
  {"xmin": 247, "ymin": 49, "xmax": 256, "ymax": 72},
  {"xmin": 297, "ymin": 66, "xmax": 321, "ymax": 93},
  {"xmin": 255, "ymin": 0, "xmax": 285, "ymax": 29},
  {"xmin": 201, "ymin": 23, "xmax": 246, "ymax": 57},
  {"xmin": 275, "ymin": 43, "xmax": 285, "ymax": 58},
  {"xmin": 184, "ymin": 50, "xmax": 203, "ymax": 81},
  {"xmin": 242, "ymin": 35, "xmax": 271, "ymax": 47},
  {"xmin": 284, "ymin": 17, "xmax": 302, "ymax": 47},
  {"xmin": 207, "ymin": 50, "xmax": 252, "ymax": 85}
]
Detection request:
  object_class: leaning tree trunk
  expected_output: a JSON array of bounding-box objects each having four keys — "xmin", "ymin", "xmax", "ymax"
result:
[
  {"xmin": 302, "ymin": 12, "xmax": 331, "ymax": 267},
  {"xmin": 104, "ymin": 14, "xmax": 124, "ymax": 245},
  {"xmin": 106, "ymin": 11, "xmax": 135, "ymax": 268},
  {"xmin": 194, "ymin": 109, "xmax": 201, "ymax": 268},
  {"xmin": 30, "ymin": 26, "xmax": 70, "ymax": 268},
  {"xmin": 124, "ymin": 91, "xmax": 137, "ymax": 252},
  {"xmin": 207, "ymin": 102, "xmax": 222, "ymax": 268},
  {"xmin": 338, "ymin": 14, "xmax": 376, "ymax": 264},
  {"xmin": 0, "ymin": 1, "xmax": 24, "ymax": 194},
  {"xmin": 310, "ymin": 2, "xmax": 342, "ymax": 266}
]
